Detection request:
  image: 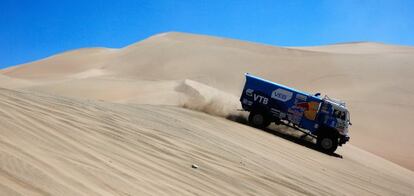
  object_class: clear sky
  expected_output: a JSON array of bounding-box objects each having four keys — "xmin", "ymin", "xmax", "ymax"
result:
[{"xmin": 1, "ymin": 0, "xmax": 413, "ymax": 69}]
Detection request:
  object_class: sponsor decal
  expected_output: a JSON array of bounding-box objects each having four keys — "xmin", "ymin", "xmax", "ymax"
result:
[
  {"xmin": 253, "ymin": 94, "xmax": 268, "ymax": 104},
  {"xmin": 291, "ymin": 101, "xmax": 320, "ymax": 121},
  {"xmin": 242, "ymin": 98, "xmax": 253, "ymax": 106},
  {"xmin": 246, "ymin": 89, "xmax": 254, "ymax": 97},
  {"xmin": 296, "ymin": 94, "xmax": 307, "ymax": 101},
  {"xmin": 271, "ymin": 88, "xmax": 293, "ymax": 102},
  {"xmin": 245, "ymin": 89, "xmax": 268, "ymax": 105}
]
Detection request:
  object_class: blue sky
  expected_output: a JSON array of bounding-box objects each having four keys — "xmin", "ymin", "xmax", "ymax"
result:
[{"xmin": 1, "ymin": 0, "xmax": 413, "ymax": 68}]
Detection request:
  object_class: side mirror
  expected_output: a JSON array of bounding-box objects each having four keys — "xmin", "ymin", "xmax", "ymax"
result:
[{"xmin": 314, "ymin": 93, "xmax": 321, "ymax": 96}]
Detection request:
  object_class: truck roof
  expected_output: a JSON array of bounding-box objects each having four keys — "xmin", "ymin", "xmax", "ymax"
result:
[
  {"xmin": 324, "ymin": 96, "xmax": 348, "ymax": 109},
  {"xmin": 245, "ymin": 73, "xmax": 323, "ymax": 101}
]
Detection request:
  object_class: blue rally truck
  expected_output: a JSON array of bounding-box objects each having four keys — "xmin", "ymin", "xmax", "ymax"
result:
[{"xmin": 240, "ymin": 73, "xmax": 351, "ymax": 153}]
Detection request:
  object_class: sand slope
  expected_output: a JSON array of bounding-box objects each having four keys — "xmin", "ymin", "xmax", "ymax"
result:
[
  {"xmin": 290, "ymin": 42, "xmax": 414, "ymax": 54},
  {"xmin": 1, "ymin": 48, "xmax": 117, "ymax": 79},
  {"xmin": 2, "ymin": 32, "xmax": 413, "ymax": 171},
  {"xmin": 1, "ymin": 88, "xmax": 413, "ymax": 195}
]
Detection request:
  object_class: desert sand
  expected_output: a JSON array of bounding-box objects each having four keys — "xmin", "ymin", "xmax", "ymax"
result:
[{"xmin": 1, "ymin": 32, "xmax": 414, "ymax": 195}]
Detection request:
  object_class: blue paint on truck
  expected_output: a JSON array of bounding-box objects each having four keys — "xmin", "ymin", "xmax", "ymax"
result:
[{"xmin": 240, "ymin": 73, "xmax": 350, "ymax": 153}]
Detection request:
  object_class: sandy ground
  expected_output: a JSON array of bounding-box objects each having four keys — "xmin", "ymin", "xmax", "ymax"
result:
[
  {"xmin": 3, "ymin": 32, "xmax": 414, "ymax": 170},
  {"xmin": 0, "ymin": 88, "xmax": 413, "ymax": 195},
  {"xmin": 1, "ymin": 32, "xmax": 414, "ymax": 195}
]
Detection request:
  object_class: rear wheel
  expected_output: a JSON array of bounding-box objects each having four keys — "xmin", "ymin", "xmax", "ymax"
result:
[
  {"xmin": 248, "ymin": 112, "xmax": 270, "ymax": 128},
  {"xmin": 317, "ymin": 132, "xmax": 339, "ymax": 153}
]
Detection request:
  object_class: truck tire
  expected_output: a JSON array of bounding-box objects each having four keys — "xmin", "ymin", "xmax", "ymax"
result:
[
  {"xmin": 248, "ymin": 112, "xmax": 270, "ymax": 128},
  {"xmin": 317, "ymin": 133, "xmax": 339, "ymax": 153}
]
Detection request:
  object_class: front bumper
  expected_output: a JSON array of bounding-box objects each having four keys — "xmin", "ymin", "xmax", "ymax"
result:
[{"xmin": 339, "ymin": 135, "xmax": 350, "ymax": 146}]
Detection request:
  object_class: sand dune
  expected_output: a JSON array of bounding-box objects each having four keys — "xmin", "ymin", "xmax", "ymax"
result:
[
  {"xmin": 2, "ymin": 32, "xmax": 413, "ymax": 171},
  {"xmin": 1, "ymin": 48, "xmax": 118, "ymax": 77},
  {"xmin": 291, "ymin": 42, "xmax": 414, "ymax": 54},
  {"xmin": 1, "ymin": 32, "xmax": 414, "ymax": 195},
  {"xmin": 1, "ymin": 88, "xmax": 413, "ymax": 195},
  {"xmin": 0, "ymin": 74, "xmax": 34, "ymax": 89}
]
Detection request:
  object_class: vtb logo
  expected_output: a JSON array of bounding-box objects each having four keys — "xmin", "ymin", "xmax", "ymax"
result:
[{"xmin": 246, "ymin": 89, "xmax": 268, "ymax": 104}]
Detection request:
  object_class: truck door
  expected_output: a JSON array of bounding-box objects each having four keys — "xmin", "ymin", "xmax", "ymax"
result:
[{"xmin": 319, "ymin": 102, "xmax": 337, "ymax": 129}]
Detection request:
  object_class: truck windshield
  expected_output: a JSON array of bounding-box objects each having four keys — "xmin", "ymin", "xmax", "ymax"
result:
[
  {"xmin": 333, "ymin": 109, "xmax": 349, "ymax": 121},
  {"xmin": 333, "ymin": 109, "xmax": 346, "ymax": 120}
]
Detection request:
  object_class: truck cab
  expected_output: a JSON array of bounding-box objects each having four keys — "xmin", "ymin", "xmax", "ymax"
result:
[{"xmin": 317, "ymin": 97, "xmax": 351, "ymax": 148}]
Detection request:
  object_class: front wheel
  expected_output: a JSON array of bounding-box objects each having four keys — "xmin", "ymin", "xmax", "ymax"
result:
[
  {"xmin": 317, "ymin": 133, "xmax": 339, "ymax": 153},
  {"xmin": 248, "ymin": 112, "xmax": 270, "ymax": 129}
]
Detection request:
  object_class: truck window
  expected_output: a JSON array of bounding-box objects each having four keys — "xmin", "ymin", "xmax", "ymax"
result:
[
  {"xmin": 340, "ymin": 112, "xmax": 345, "ymax": 120},
  {"xmin": 334, "ymin": 109, "xmax": 346, "ymax": 120},
  {"xmin": 334, "ymin": 110, "xmax": 340, "ymax": 118}
]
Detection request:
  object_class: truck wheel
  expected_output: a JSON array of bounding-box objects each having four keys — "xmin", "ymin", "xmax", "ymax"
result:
[
  {"xmin": 248, "ymin": 112, "xmax": 270, "ymax": 128},
  {"xmin": 317, "ymin": 133, "xmax": 339, "ymax": 153}
]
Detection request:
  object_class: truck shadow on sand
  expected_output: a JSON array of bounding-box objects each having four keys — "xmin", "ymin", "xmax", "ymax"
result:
[
  {"xmin": 262, "ymin": 127, "xmax": 343, "ymax": 159},
  {"xmin": 227, "ymin": 115, "xmax": 343, "ymax": 159}
]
